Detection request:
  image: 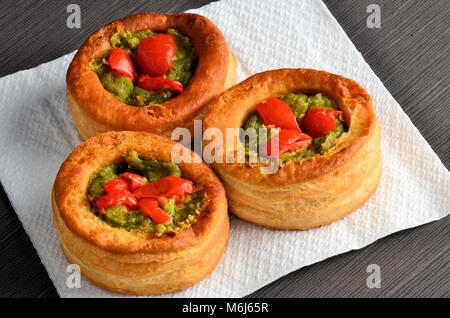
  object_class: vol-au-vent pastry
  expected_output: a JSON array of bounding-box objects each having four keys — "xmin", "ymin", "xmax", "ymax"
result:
[
  {"xmin": 66, "ymin": 12, "xmax": 237, "ymax": 140},
  {"xmin": 52, "ymin": 131, "xmax": 229, "ymax": 295},
  {"xmin": 203, "ymin": 68, "xmax": 381, "ymax": 230}
]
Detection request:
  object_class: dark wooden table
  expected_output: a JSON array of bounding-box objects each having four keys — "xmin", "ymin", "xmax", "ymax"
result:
[{"xmin": 0, "ymin": 0, "xmax": 448, "ymax": 298}]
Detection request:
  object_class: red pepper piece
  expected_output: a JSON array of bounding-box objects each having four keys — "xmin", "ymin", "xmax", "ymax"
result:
[
  {"xmin": 139, "ymin": 198, "xmax": 172, "ymax": 225},
  {"xmin": 255, "ymin": 97, "xmax": 301, "ymax": 131},
  {"xmin": 96, "ymin": 190, "xmax": 139, "ymax": 214},
  {"xmin": 136, "ymin": 74, "xmax": 183, "ymax": 93},
  {"xmin": 157, "ymin": 197, "xmax": 168, "ymax": 208},
  {"xmin": 104, "ymin": 177, "xmax": 131, "ymax": 193},
  {"xmin": 122, "ymin": 172, "xmax": 145, "ymax": 191},
  {"xmin": 108, "ymin": 48, "xmax": 136, "ymax": 82},
  {"xmin": 136, "ymin": 34, "xmax": 176, "ymax": 76},
  {"xmin": 301, "ymin": 108, "xmax": 342, "ymax": 138},
  {"xmin": 133, "ymin": 176, "xmax": 197, "ymax": 201},
  {"xmin": 262, "ymin": 129, "xmax": 312, "ymax": 158}
]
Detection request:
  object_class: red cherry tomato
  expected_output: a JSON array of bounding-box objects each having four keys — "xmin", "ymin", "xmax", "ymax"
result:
[
  {"xmin": 136, "ymin": 34, "xmax": 176, "ymax": 76},
  {"xmin": 136, "ymin": 74, "xmax": 183, "ymax": 93},
  {"xmin": 108, "ymin": 48, "xmax": 136, "ymax": 81},
  {"xmin": 301, "ymin": 108, "xmax": 342, "ymax": 138},
  {"xmin": 255, "ymin": 97, "xmax": 301, "ymax": 131},
  {"xmin": 96, "ymin": 190, "xmax": 139, "ymax": 214},
  {"xmin": 139, "ymin": 198, "xmax": 172, "ymax": 225},
  {"xmin": 122, "ymin": 172, "xmax": 145, "ymax": 191},
  {"xmin": 103, "ymin": 177, "xmax": 131, "ymax": 194},
  {"xmin": 262, "ymin": 129, "xmax": 312, "ymax": 158},
  {"xmin": 133, "ymin": 176, "xmax": 197, "ymax": 201}
]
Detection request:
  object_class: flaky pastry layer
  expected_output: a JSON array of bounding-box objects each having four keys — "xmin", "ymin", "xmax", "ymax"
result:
[
  {"xmin": 66, "ymin": 13, "xmax": 237, "ymax": 140},
  {"xmin": 52, "ymin": 131, "xmax": 229, "ymax": 294},
  {"xmin": 203, "ymin": 68, "xmax": 382, "ymax": 229}
]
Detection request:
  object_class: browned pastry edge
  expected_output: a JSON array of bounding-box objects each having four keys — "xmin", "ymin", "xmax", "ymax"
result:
[
  {"xmin": 203, "ymin": 68, "xmax": 382, "ymax": 229},
  {"xmin": 52, "ymin": 131, "xmax": 229, "ymax": 294},
  {"xmin": 204, "ymin": 68, "xmax": 378, "ymax": 185},
  {"xmin": 66, "ymin": 12, "xmax": 236, "ymax": 140}
]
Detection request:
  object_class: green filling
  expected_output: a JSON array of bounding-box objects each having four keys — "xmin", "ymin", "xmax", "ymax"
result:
[
  {"xmin": 243, "ymin": 114, "xmax": 267, "ymax": 152},
  {"xmin": 87, "ymin": 163, "xmax": 125, "ymax": 202},
  {"xmin": 241, "ymin": 93, "xmax": 347, "ymax": 163},
  {"xmin": 308, "ymin": 121, "xmax": 345, "ymax": 155},
  {"xmin": 165, "ymin": 29, "xmax": 198, "ymax": 86},
  {"xmin": 86, "ymin": 151, "xmax": 202, "ymax": 235},
  {"xmin": 110, "ymin": 29, "xmax": 154, "ymax": 51},
  {"xmin": 123, "ymin": 150, "xmax": 181, "ymax": 182},
  {"xmin": 90, "ymin": 28, "xmax": 198, "ymax": 106}
]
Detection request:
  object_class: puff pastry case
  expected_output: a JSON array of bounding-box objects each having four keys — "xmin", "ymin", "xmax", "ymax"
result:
[
  {"xmin": 52, "ymin": 131, "xmax": 229, "ymax": 294},
  {"xmin": 203, "ymin": 68, "xmax": 381, "ymax": 230},
  {"xmin": 66, "ymin": 13, "xmax": 236, "ymax": 140}
]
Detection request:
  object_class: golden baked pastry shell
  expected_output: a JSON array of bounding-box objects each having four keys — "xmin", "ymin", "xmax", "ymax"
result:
[
  {"xmin": 52, "ymin": 131, "xmax": 229, "ymax": 294},
  {"xmin": 203, "ymin": 68, "xmax": 382, "ymax": 230},
  {"xmin": 66, "ymin": 12, "xmax": 237, "ymax": 140}
]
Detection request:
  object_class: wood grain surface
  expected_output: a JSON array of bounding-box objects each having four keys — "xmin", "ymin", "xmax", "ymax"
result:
[{"xmin": 0, "ymin": 0, "xmax": 448, "ymax": 298}]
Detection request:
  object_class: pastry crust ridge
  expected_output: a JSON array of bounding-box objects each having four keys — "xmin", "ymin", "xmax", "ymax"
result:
[
  {"xmin": 66, "ymin": 13, "xmax": 237, "ymax": 140},
  {"xmin": 203, "ymin": 68, "xmax": 382, "ymax": 230},
  {"xmin": 52, "ymin": 131, "xmax": 229, "ymax": 294}
]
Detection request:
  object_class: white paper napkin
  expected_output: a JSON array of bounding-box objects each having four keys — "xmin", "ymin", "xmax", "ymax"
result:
[{"xmin": 0, "ymin": 0, "xmax": 448, "ymax": 298}]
